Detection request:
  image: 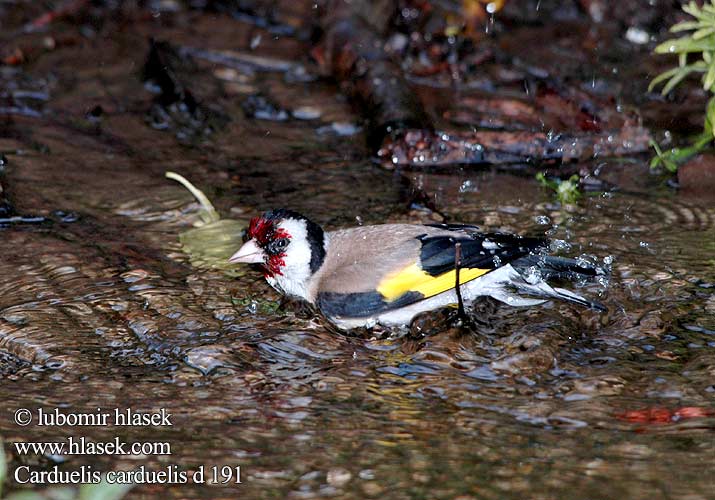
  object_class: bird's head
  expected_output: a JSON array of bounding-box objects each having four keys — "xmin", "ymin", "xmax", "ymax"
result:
[{"xmin": 228, "ymin": 209, "xmax": 326, "ymax": 298}]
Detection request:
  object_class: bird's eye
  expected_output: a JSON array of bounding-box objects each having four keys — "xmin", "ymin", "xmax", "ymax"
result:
[{"xmin": 267, "ymin": 237, "xmax": 289, "ymax": 254}]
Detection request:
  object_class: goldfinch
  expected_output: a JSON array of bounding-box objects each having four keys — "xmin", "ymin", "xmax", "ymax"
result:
[{"xmin": 228, "ymin": 209, "xmax": 606, "ymax": 330}]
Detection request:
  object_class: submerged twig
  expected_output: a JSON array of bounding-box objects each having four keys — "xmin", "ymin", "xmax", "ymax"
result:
[
  {"xmin": 454, "ymin": 242, "xmax": 468, "ymax": 322},
  {"xmin": 165, "ymin": 172, "xmax": 220, "ymax": 225},
  {"xmin": 380, "ymin": 125, "xmax": 651, "ymax": 167}
]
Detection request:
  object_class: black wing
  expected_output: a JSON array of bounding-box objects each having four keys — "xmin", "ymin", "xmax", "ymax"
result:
[{"xmin": 418, "ymin": 229, "xmax": 548, "ymax": 276}]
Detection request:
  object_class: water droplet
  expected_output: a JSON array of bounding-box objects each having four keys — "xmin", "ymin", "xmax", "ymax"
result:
[
  {"xmin": 575, "ymin": 255, "xmax": 596, "ymax": 268},
  {"xmin": 535, "ymin": 215, "xmax": 551, "ymax": 225},
  {"xmin": 625, "ymin": 27, "xmax": 649, "ymax": 45},
  {"xmin": 524, "ymin": 266, "xmax": 543, "ymax": 284},
  {"xmin": 550, "ymin": 239, "xmax": 571, "ymax": 252},
  {"xmin": 459, "ymin": 180, "xmax": 475, "ymax": 193}
]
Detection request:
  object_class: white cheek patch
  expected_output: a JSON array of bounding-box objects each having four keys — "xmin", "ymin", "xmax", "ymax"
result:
[{"xmin": 271, "ymin": 219, "xmax": 313, "ymax": 300}]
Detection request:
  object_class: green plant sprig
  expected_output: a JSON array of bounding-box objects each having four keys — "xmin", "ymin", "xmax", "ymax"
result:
[
  {"xmin": 536, "ymin": 173, "xmax": 581, "ymax": 205},
  {"xmin": 650, "ymin": 0, "xmax": 715, "ymax": 95},
  {"xmin": 650, "ymin": 95, "xmax": 715, "ymax": 172},
  {"xmin": 648, "ymin": 1, "xmax": 715, "ymax": 172}
]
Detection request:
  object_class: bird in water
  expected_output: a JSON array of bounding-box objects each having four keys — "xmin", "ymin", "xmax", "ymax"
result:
[{"xmin": 228, "ymin": 209, "xmax": 607, "ymax": 330}]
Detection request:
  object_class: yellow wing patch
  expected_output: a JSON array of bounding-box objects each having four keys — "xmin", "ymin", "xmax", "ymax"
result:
[{"xmin": 377, "ymin": 263, "xmax": 490, "ymax": 302}]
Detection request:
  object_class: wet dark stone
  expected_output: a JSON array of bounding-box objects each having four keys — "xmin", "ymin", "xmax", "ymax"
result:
[
  {"xmin": 0, "ymin": 201, "xmax": 15, "ymax": 218},
  {"xmin": 143, "ymin": 39, "xmax": 198, "ymax": 103},
  {"xmin": 52, "ymin": 210, "xmax": 80, "ymax": 223},
  {"xmin": 85, "ymin": 104, "xmax": 104, "ymax": 121},
  {"xmin": 0, "ymin": 349, "xmax": 30, "ymax": 377},
  {"xmin": 142, "ymin": 39, "xmax": 228, "ymax": 141},
  {"xmin": 242, "ymin": 93, "xmax": 290, "ymax": 121}
]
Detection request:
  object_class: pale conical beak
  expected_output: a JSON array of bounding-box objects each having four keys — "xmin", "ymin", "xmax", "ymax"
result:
[{"xmin": 228, "ymin": 239, "xmax": 266, "ymax": 264}]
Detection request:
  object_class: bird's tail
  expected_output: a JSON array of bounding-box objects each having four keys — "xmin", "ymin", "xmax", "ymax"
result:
[
  {"xmin": 491, "ymin": 264, "xmax": 607, "ymax": 312},
  {"xmin": 513, "ymin": 255, "xmax": 606, "ymax": 280},
  {"xmin": 547, "ymin": 284, "xmax": 607, "ymax": 312}
]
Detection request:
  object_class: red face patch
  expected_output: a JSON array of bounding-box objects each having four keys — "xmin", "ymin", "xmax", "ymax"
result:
[
  {"xmin": 247, "ymin": 216, "xmax": 273, "ymax": 244},
  {"xmin": 246, "ymin": 215, "xmax": 291, "ymax": 277}
]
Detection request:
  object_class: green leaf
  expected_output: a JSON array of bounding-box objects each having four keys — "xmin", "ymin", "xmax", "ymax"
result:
[
  {"xmin": 705, "ymin": 96, "xmax": 715, "ymax": 136},
  {"xmin": 179, "ymin": 218, "xmax": 245, "ymax": 276},
  {"xmin": 684, "ymin": 1, "xmax": 714, "ymax": 20},
  {"xmin": 556, "ymin": 175, "xmax": 581, "ymax": 205},
  {"xmin": 704, "ymin": 61, "xmax": 715, "ymax": 90},
  {"xmin": 536, "ymin": 172, "xmax": 558, "ymax": 191},
  {"xmin": 649, "ymin": 130, "xmax": 714, "ymax": 173},
  {"xmin": 649, "ymin": 139, "xmax": 679, "ymax": 173},
  {"xmin": 671, "ymin": 20, "xmax": 706, "ymax": 32},
  {"xmin": 536, "ymin": 173, "xmax": 581, "ymax": 205},
  {"xmin": 662, "ymin": 66, "xmax": 698, "ymax": 94},
  {"xmin": 693, "ymin": 27, "xmax": 715, "ymax": 39},
  {"xmin": 648, "ymin": 66, "xmax": 682, "ymax": 91},
  {"xmin": 654, "ymin": 62, "xmax": 708, "ymax": 95},
  {"xmin": 679, "ymin": 52, "xmax": 689, "ymax": 67},
  {"xmin": 654, "ymin": 37, "xmax": 715, "ymax": 54}
]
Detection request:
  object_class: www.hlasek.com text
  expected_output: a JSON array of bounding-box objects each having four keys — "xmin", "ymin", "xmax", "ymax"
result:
[{"xmin": 14, "ymin": 437, "xmax": 171, "ymax": 456}]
